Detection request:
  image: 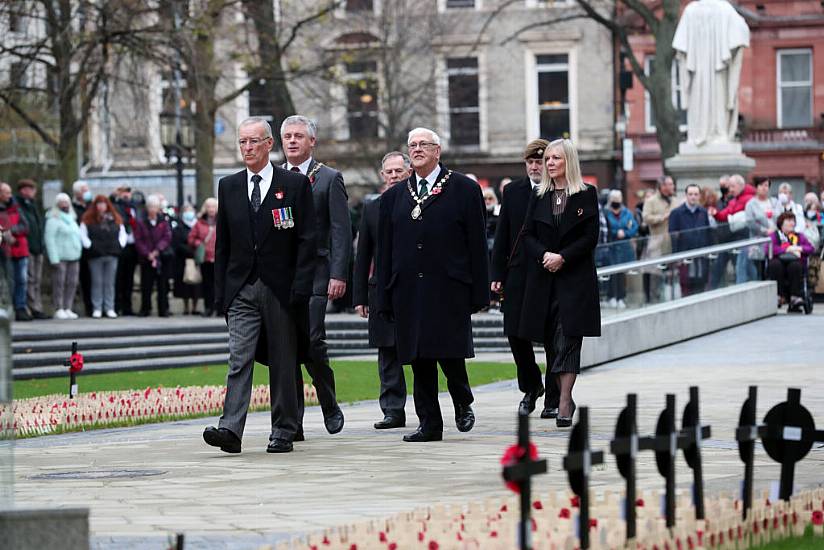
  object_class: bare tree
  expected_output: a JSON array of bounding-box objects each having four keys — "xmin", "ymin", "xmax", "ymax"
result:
[
  {"xmin": 0, "ymin": 0, "xmax": 161, "ymax": 191},
  {"xmin": 482, "ymin": 0, "xmax": 681, "ymax": 164}
]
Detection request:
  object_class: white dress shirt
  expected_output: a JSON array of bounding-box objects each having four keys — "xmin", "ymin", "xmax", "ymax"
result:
[
  {"xmin": 285, "ymin": 157, "xmax": 313, "ymax": 176},
  {"xmin": 415, "ymin": 165, "xmax": 442, "ymax": 192},
  {"xmin": 247, "ymin": 161, "xmax": 274, "ymax": 203}
]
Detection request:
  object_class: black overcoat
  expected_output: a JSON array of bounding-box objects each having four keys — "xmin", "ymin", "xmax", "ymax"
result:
[
  {"xmin": 214, "ymin": 163, "xmax": 317, "ymax": 365},
  {"xmin": 517, "ymin": 185, "xmax": 601, "ymax": 342},
  {"xmin": 490, "ymin": 177, "xmax": 534, "ymax": 336},
  {"xmin": 376, "ymin": 166, "xmax": 489, "ymax": 363},
  {"xmin": 352, "ymin": 195, "xmax": 394, "ymax": 348}
]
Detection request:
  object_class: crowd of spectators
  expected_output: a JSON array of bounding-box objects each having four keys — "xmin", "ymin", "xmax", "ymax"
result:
[{"xmin": 0, "ymin": 178, "xmax": 218, "ymax": 321}]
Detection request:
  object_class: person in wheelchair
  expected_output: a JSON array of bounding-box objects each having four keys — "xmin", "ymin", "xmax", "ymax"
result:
[{"xmin": 767, "ymin": 212, "xmax": 815, "ymax": 311}]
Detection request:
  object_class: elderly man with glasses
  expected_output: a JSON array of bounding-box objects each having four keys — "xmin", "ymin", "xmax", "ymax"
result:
[{"xmin": 376, "ymin": 127, "xmax": 489, "ymax": 443}]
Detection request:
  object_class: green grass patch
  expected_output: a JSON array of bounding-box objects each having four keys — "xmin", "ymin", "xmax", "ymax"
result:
[
  {"xmin": 14, "ymin": 360, "xmax": 517, "ymax": 402},
  {"xmin": 752, "ymin": 525, "xmax": 821, "ymax": 549}
]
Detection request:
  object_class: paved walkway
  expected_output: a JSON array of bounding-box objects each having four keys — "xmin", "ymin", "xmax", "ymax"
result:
[{"xmin": 11, "ymin": 312, "xmax": 824, "ymax": 549}]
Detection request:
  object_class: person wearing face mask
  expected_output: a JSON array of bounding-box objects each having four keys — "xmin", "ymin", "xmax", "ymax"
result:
[
  {"xmin": 188, "ymin": 198, "xmax": 218, "ymax": 317},
  {"xmin": 171, "ymin": 203, "xmax": 201, "ymax": 315},
  {"xmin": 767, "ymin": 212, "xmax": 814, "ymax": 311},
  {"xmin": 44, "ymin": 193, "xmax": 83, "ymax": 319},
  {"xmin": 775, "ymin": 183, "xmax": 808, "ymax": 241},
  {"xmin": 801, "ymin": 192, "xmax": 822, "ymax": 248},
  {"xmin": 604, "ymin": 189, "xmax": 637, "ymax": 308},
  {"xmin": 80, "ymin": 195, "xmax": 127, "ymax": 318},
  {"xmin": 71, "ymin": 180, "xmax": 94, "ymax": 317},
  {"xmin": 482, "ymin": 187, "xmax": 500, "ymax": 254},
  {"xmin": 113, "ymin": 185, "xmax": 138, "ymax": 316}
]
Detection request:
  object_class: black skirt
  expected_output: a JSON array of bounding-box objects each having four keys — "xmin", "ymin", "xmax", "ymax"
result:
[{"xmin": 543, "ymin": 281, "xmax": 582, "ymax": 375}]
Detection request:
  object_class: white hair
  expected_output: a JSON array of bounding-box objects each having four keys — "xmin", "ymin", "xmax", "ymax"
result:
[
  {"xmin": 145, "ymin": 194, "xmax": 162, "ymax": 209},
  {"xmin": 407, "ymin": 127, "xmax": 440, "ymax": 146},
  {"xmin": 281, "ymin": 115, "xmax": 317, "ymax": 138},
  {"xmin": 778, "ymin": 182, "xmax": 793, "ymax": 194},
  {"xmin": 729, "ymin": 174, "xmax": 746, "ymax": 187},
  {"xmin": 72, "ymin": 180, "xmax": 88, "ymax": 194},
  {"xmin": 380, "ymin": 151, "xmax": 410, "ymax": 171},
  {"xmin": 608, "ymin": 189, "xmax": 623, "ymax": 203},
  {"xmin": 238, "ymin": 117, "xmax": 273, "ymax": 140}
]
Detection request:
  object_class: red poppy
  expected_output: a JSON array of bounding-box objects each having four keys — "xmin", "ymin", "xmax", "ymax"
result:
[
  {"xmin": 500, "ymin": 442, "xmax": 539, "ymax": 493},
  {"xmin": 558, "ymin": 508, "xmax": 571, "ymax": 519},
  {"xmin": 812, "ymin": 510, "xmax": 824, "ymax": 526}
]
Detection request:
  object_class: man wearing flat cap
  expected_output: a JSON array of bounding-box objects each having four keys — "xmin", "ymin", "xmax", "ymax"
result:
[{"xmin": 491, "ymin": 139, "xmax": 560, "ymax": 419}]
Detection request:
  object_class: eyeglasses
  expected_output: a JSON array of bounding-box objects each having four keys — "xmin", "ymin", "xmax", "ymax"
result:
[
  {"xmin": 407, "ymin": 141, "xmax": 438, "ymax": 151},
  {"xmin": 238, "ymin": 138, "xmax": 270, "ymax": 147}
]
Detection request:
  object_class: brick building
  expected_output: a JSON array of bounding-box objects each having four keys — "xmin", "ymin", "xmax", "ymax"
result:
[{"xmin": 623, "ymin": 1, "xmax": 824, "ymax": 206}]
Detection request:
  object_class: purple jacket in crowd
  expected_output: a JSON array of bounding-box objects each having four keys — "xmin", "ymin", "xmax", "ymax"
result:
[
  {"xmin": 766, "ymin": 230, "xmax": 815, "ymax": 259},
  {"xmin": 134, "ymin": 215, "xmax": 172, "ymax": 261}
]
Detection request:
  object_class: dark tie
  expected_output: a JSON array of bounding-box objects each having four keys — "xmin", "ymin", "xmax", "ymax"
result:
[
  {"xmin": 251, "ymin": 174, "xmax": 262, "ymax": 212},
  {"xmin": 418, "ymin": 178, "xmax": 429, "ymax": 198},
  {"xmin": 290, "ymin": 166, "xmax": 301, "ymax": 173}
]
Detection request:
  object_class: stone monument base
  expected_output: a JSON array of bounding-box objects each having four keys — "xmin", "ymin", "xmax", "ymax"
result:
[
  {"xmin": 0, "ymin": 508, "xmax": 89, "ymax": 550},
  {"xmin": 664, "ymin": 141, "xmax": 755, "ymax": 192}
]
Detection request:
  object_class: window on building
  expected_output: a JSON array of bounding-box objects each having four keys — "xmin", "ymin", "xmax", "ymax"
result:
[
  {"xmin": 644, "ymin": 56, "xmax": 687, "ymax": 132},
  {"xmin": 9, "ymin": 10, "xmax": 21, "ymax": 32},
  {"xmin": 9, "ymin": 62, "xmax": 26, "ymax": 88},
  {"xmin": 777, "ymin": 49, "xmax": 813, "ymax": 128},
  {"xmin": 446, "ymin": 0, "xmax": 476, "ymax": 7},
  {"xmin": 248, "ymin": 79, "xmax": 273, "ymax": 122},
  {"xmin": 447, "ymin": 57, "xmax": 480, "ymax": 146},
  {"xmin": 346, "ymin": 61, "xmax": 379, "ymax": 139},
  {"xmin": 536, "ymin": 54, "xmax": 570, "ymax": 139},
  {"xmin": 346, "ymin": 0, "xmax": 373, "ymax": 11}
]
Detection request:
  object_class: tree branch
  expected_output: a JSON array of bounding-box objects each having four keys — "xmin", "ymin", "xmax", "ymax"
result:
[
  {"xmin": 0, "ymin": 91, "xmax": 58, "ymax": 148},
  {"xmin": 280, "ymin": 0, "xmax": 344, "ymax": 53},
  {"xmin": 620, "ymin": 0, "xmax": 659, "ymax": 34},
  {"xmin": 500, "ymin": 13, "xmax": 589, "ymax": 45}
]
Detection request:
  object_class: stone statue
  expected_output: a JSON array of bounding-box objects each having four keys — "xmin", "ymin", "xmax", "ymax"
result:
[{"xmin": 672, "ymin": 0, "xmax": 750, "ymax": 148}]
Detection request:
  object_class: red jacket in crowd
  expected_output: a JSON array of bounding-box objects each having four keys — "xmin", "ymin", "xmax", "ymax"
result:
[
  {"xmin": 186, "ymin": 217, "xmax": 216, "ymax": 263},
  {"xmin": 714, "ymin": 184, "xmax": 755, "ymax": 222},
  {"xmin": 0, "ymin": 199, "xmax": 30, "ymax": 259}
]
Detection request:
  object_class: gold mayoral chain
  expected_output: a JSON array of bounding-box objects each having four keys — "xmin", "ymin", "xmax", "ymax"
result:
[{"xmin": 407, "ymin": 170, "xmax": 451, "ymax": 220}]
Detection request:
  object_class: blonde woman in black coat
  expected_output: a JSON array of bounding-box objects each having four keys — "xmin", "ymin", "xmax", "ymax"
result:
[{"xmin": 518, "ymin": 139, "xmax": 601, "ymax": 427}]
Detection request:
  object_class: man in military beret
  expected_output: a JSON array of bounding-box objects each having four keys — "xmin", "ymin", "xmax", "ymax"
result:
[{"xmin": 490, "ymin": 139, "xmax": 560, "ymax": 419}]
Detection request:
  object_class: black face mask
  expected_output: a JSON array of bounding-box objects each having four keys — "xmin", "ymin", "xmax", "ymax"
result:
[
  {"xmin": 610, "ymin": 202, "xmax": 621, "ymax": 209},
  {"xmin": 720, "ymin": 187, "xmax": 729, "ymax": 197}
]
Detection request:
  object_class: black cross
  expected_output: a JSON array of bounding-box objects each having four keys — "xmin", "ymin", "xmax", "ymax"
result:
[
  {"xmin": 759, "ymin": 388, "xmax": 824, "ymax": 501},
  {"xmin": 502, "ymin": 414, "xmax": 547, "ymax": 550},
  {"xmin": 610, "ymin": 393, "xmax": 640, "ymax": 542},
  {"xmin": 63, "ymin": 341, "xmax": 79, "ymax": 399},
  {"xmin": 638, "ymin": 394, "xmax": 683, "ymax": 528},
  {"xmin": 735, "ymin": 385, "xmax": 760, "ymax": 520},
  {"xmin": 562, "ymin": 407, "xmax": 604, "ymax": 549},
  {"xmin": 680, "ymin": 386, "xmax": 712, "ymax": 520}
]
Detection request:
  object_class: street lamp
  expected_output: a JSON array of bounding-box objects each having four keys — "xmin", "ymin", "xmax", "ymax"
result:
[{"xmin": 159, "ymin": 111, "xmax": 194, "ymax": 210}]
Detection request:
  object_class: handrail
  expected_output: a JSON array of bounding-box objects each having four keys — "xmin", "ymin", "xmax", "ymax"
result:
[{"xmin": 596, "ymin": 237, "xmax": 771, "ymax": 277}]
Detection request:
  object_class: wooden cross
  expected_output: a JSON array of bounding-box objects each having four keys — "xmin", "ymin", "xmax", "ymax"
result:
[
  {"xmin": 610, "ymin": 393, "xmax": 640, "ymax": 541},
  {"xmin": 759, "ymin": 388, "xmax": 824, "ymax": 500},
  {"xmin": 562, "ymin": 407, "xmax": 604, "ymax": 549},
  {"xmin": 63, "ymin": 341, "xmax": 80, "ymax": 399},
  {"xmin": 680, "ymin": 386, "xmax": 712, "ymax": 520},
  {"xmin": 502, "ymin": 413, "xmax": 547, "ymax": 550},
  {"xmin": 735, "ymin": 385, "xmax": 760, "ymax": 520}
]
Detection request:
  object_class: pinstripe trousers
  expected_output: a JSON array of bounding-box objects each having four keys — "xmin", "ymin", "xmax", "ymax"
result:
[{"xmin": 219, "ymin": 280, "xmax": 299, "ymax": 442}]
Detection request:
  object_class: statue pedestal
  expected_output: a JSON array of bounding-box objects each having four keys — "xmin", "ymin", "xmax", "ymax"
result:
[{"xmin": 664, "ymin": 141, "xmax": 755, "ymax": 192}]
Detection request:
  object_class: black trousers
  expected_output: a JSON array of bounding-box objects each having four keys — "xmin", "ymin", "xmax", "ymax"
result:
[
  {"xmin": 509, "ymin": 335, "xmax": 559, "ymax": 409},
  {"xmin": 768, "ymin": 257, "xmax": 803, "ymax": 298},
  {"xmin": 139, "ymin": 261, "xmax": 169, "ymax": 315},
  {"xmin": 115, "ymin": 244, "xmax": 137, "ymax": 314},
  {"xmin": 607, "ymin": 273, "xmax": 627, "ymax": 300},
  {"xmin": 378, "ymin": 345, "xmax": 406, "ymax": 418},
  {"xmin": 296, "ymin": 294, "xmax": 338, "ymax": 423},
  {"xmin": 410, "ymin": 358, "xmax": 474, "ymax": 433},
  {"xmin": 78, "ymin": 251, "xmax": 92, "ymax": 316}
]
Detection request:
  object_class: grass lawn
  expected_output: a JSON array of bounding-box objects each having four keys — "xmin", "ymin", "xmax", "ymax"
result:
[
  {"xmin": 754, "ymin": 526, "xmax": 822, "ymax": 549},
  {"xmin": 14, "ymin": 360, "xmax": 518, "ymax": 401}
]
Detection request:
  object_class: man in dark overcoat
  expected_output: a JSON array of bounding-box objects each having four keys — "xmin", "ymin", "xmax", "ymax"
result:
[
  {"xmin": 376, "ymin": 127, "xmax": 489, "ymax": 442},
  {"xmin": 204, "ymin": 116, "xmax": 317, "ymax": 454},
  {"xmin": 280, "ymin": 115, "xmax": 351, "ymax": 438},
  {"xmin": 353, "ymin": 151, "xmax": 411, "ymax": 430},
  {"xmin": 490, "ymin": 139, "xmax": 560, "ymax": 419}
]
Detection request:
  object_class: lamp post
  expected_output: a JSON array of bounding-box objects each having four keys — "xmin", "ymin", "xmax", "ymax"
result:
[{"xmin": 159, "ymin": 111, "xmax": 193, "ymax": 210}]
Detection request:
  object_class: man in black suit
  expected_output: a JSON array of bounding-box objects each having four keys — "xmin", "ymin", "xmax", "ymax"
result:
[
  {"xmin": 376, "ymin": 127, "xmax": 489, "ymax": 442},
  {"xmin": 491, "ymin": 139, "xmax": 560, "ymax": 419},
  {"xmin": 203, "ymin": 117, "xmax": 316, "ymax": 454},
  {"xmin": 353, "ymin": 151, "xmax": 411, "ymax": 430},
  {"xmin": 280, "ymin": 115, "xmax": 351, "ymax": 437}
]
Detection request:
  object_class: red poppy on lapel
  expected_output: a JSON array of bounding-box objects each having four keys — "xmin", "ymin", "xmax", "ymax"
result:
[
  {"xmin": 577, "ymin": 208, "xmax": 583, "ymax": 216},
  {"xmin": 275, "ymin": 189, "xmax": 284, "ymax": 200},
  {"xmin": 309, "ymin": 176, "xmax": 315, "ymax": 184}
]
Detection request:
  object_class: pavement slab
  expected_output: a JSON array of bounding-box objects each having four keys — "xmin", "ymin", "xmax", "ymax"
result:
[{"xmin": 9, "ymin": 312, "xmax": 824, "ymax": 549}]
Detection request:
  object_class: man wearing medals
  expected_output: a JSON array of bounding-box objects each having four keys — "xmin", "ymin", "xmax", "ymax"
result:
[
  {"xmin": 280, "ymin": 115, "xmax": 351, "ymax": 439},
  {"xmin": 376, "ymin": 127, "xmax": 489, "ymax": 442},
  {"xmin": 204, "ymin": 117, "xmax": 316, "ymax": 454},
  {"xmin": 491, "ymin": 139, "xmax": 561, "ymax": 419}
]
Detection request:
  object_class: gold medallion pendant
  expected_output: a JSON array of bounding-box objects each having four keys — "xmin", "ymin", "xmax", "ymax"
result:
[{"xmin": 411, "ymin": 205, "xmax": 422, "ymax": 219}]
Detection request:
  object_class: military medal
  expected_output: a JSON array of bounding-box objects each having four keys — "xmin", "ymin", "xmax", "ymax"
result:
[
  {"xmin": 272, "ymin": 208, "xmax": 282, "ymax": 229},
  {"xmin": 407, "ymin": 170, "xmax": 451, "ymax": 220}
]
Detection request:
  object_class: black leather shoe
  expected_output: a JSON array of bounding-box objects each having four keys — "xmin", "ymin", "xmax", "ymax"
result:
[
  {"xmin": 266, "ymin": 438, "xmax": 293, "ymax": 453},
  {"xmin": 324, "ymin": 407, "xmax": 344, "ymax": 434},
  {"xmin": 294, "ymin": 429, "xmax": 305, "ymax": 442},
  {"xmin": 518, "ymin": 387, "xmax": 545, "ymax": 416},
  {"xmin": 556, "ymin": 401, "xmax": 577, "ymax": 428},
  {"xmin": 374, "ymin": 415, "xmax": 406, "ymax": 430},
  {"xmin": 403, "ymin": 428, "xmax": 443, "ymax": 442},
  {"xmin": 31, "ymin": 310, "xmax": 51, "ymax": 320},
  {"xmin": 540, "ymin": 407, "xmax": 559, "ymax": 419},
  {"xmin": 203, "ymin": 426, "xmax": 241, "ymax": 453},
  {"xmin": 455, "ymin": 404, "xmax": 475, "ymax": 432},
  {"xmin": 15, "ymin": 309, "xmax": 32, "ymax": 322}
]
